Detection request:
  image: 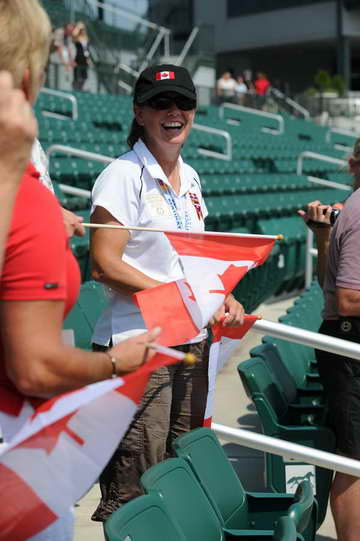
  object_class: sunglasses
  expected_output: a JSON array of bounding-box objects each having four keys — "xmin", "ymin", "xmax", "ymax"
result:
[{"xmin": 145, "ymin": 95, "xmax": 196, "ymax": 111}]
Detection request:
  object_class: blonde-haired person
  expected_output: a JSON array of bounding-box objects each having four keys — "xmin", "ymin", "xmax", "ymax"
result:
[
  {"xmin": 299, "ymin": 138, "xmax": 360, "ymax": 541},
  {"xmin": 0, "ymin": 0, "xmax": 84, "ymax": 237},
  {"xmin": 0, "ymin": 2, "xmax": 160, "ymax": 539},
  {"xmin": 72, "ymin": 21, "xmax": 90, "ymax": 91},
  {"xmin": 0, "ymin": 71, "xmax": 37, "ymax": 274}
]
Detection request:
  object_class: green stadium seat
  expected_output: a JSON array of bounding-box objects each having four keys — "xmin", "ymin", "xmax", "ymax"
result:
[
  {"xmin": 238, "ymin": 356, "xmax": 335, "ymax": 527},
  {"xmin": 77, "ymin": 280, "xmax": 108, "ymax": 330},
  {"xmin": 62, "ymin": 303, "xmax": 92, "ymax": 349},
  {"xmin": 250, "ymin": 343, "xmax": 323, "ymax": 407},
  {"xmin": 173, "ymin": 428, "xmax": 317, "ymax": 541},
  {"xmin": 104, "ymin": 493, "xmax": 186, "ymax": 541},
  {"xmin": 273, "ymin": 516, "xmax": 301, "ymax": 541}
]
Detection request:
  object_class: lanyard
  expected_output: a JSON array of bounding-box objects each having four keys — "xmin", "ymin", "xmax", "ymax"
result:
[{"xmin": 156, "ymin": 179, "xmax": 191, "ymax": 231}]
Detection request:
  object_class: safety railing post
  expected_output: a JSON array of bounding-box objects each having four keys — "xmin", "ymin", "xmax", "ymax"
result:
[
  {"xmin": 40, "ymin": 88, "xmax": 79, "ymax": 121},
  {"xmin": 192, "ymin": 123, "xmax": 232, "ymax": 161}
]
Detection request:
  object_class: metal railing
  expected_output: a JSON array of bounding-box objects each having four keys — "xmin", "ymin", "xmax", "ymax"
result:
[
  {"xmin": 326, "ymin": 127, "xmax": 359, "ymax": 146},
  {"xmin": 219, "ymin": 103, "xmax": 284, "ymax": 135},
  {"xmin": 46, "ymin": 145, "xmax": 112, "ymax": 199},
  {"xmin": 307, "ymin": 175, "xmax": 352, "ymax": 191},
  {"xmin": 40, "ymin": 88, "xmax": 79, "ymax": 121},
  {"xmin": 213, "ymin": 423, "xmax": 360, "ymax": 478},
  {"xmin": 251, "ymin": 318, "xmax": 360, "ymax": 360},
  {"xmin": 175, "ymin": 27, "xmax": 200, "ymax": 66},
  {"xmin": 46, "ymin": 144, "xmax": 113, "ymax": 165},
  {"xmin": 192, "ymin": 123, "xmax": 232, "ymax": 161},
  {"xmin": 296, "ymin": 151, "xmax": 347, "ymax": 176},
  {"xmin": 270, "ymin": 87, "xmax": 310, "ymax": 121},
  {"xmin": 59, "ymin": 184, "xmax": 91, "ymax": 199}
]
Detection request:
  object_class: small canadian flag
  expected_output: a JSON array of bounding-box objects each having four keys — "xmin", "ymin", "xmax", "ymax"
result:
[{"xmin": 156, "ymin": 71, "xmax": 175, "ymax": 80}]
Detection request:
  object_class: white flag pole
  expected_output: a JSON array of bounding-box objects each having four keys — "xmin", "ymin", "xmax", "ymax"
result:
[
  {"xmin": 145, "ymin": 343, "xmax": 198, "ymax": 364},
  {"xmin": 82, "ymin": 223, "xmax": 283, "ymax": 240}
]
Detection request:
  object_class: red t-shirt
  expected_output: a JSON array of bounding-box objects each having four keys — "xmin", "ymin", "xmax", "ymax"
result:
[
  {"xmin": 0, "ymin": 164, "xmax": 81, "ymax": 417},
  {"xmin": 255, "ymin": 78, "xmax": 270, "ymax": 95}
]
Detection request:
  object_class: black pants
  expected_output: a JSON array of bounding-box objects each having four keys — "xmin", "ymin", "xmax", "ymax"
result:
[{"xmin": 316, "ymin": 319, "xmax": 360, "ymax": 458}]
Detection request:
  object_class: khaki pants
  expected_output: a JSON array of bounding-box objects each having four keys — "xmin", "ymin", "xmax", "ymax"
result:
[{"xmin": 92, "ymin": 340, "xmax": 209, "ymax": 521}]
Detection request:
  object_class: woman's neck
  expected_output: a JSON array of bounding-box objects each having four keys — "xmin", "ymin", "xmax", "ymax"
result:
[{"xmin": 145, "ymin": 139, "xmax": 181, "ymax": 193}]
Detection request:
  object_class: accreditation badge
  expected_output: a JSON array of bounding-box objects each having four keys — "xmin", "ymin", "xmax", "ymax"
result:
[{"xmin": 144, "ymin": 193, "xmax": 172, "ymax": 217}]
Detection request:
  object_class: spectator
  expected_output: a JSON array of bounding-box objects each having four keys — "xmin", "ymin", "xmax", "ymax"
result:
[
  {"xmin": 216, "ymin": 70, "xmax": 236, "ymax": 103},
  {"xmin": 0, "ymin": 2, "xmax": 161, "ymax": 539},
  {"xmin": 52, "ymin": 22, "xmax": 74, "ymax": 72},
  {"xmin": 30, "ymin": 138, "xmax": 85, "ymax": 237},
  {"xmin": 72, "ymin": 21, "xmax": 90, "ymax": 91},
  {"xmin": 234, "ymin": 74, "xmax": 248, "ymax": 105},
  {"xmin": 299, "ymin": 139, "xmax": 360, "ymax": 541},
  {"xmin": 254, "ymin": 71, "xmax": 271, "ymax": 109},
  {"xmin": 89, "ymin": 64, "xmax": 245, "ymax": 522},
  {"xmin": 0, "ymin": 70, "xmax": 37, "ymax": 273}
]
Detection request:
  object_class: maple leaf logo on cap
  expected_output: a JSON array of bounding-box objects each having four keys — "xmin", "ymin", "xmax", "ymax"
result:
[{"xmin": 155, "ymin": 71, "xmax": 175, "ymax": 80}]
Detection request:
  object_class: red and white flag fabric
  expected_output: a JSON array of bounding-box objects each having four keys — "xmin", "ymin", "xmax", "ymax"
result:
[
  {"xmin": 155, "ymin": 71, "xmax": 175, "ymax": 80},
  {"xmin": 204, "ymin": 317, "xmax": 259, "ymax": 427},
  {"xmin": 135, "ymin": 231, "xmax": 275, "ymax": 346},
  {"xmin": 0, "ymin": 353, "xmax": 179, "ymax": 541}
]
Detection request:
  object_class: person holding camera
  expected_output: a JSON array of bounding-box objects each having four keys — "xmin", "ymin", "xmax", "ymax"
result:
[{"xmin": 299, "ymin": 139, "xmax": 360, "ymax": 541}]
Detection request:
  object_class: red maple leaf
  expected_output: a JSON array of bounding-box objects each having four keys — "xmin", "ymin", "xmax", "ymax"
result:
[
  {"xmin": 19, "ymin": 411, "xmax": 84, "ymax": 455},
  {"xmin": 209, "ymin": 265, "xmax": 248, "ymax": 296},
  {"xmin": 184, "ymin": 281, "xmax": 196, "ymax": 302}
]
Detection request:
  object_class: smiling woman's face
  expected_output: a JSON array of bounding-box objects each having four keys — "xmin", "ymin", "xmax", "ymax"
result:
[{"xmin": 134, "ymin": 92, "xmax": 196, "ymax": 152}]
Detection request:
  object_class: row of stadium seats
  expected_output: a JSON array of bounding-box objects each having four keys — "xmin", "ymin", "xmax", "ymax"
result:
[
  {"xmin": 239, "ymin": 282, "xmax": 334, "ymax": 528},
  {"xmin": 36, "ymin": 88, "xmax": 352, "ymax": 299},
  {"xmin": 104, "ymin": 427, "xmax": 317, "ymax": 541}
]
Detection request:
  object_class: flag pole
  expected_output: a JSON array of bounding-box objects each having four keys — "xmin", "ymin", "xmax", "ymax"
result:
[
  {"xmin": 145, "ymin": 343, "xmax": 198, "ymax": 364},
  {"xmin": 82, "ymin": 223, "xmax": 283, "ymax": 240}
]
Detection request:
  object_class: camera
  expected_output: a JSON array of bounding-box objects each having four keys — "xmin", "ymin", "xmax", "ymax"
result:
[
  {"xmin": 329, "ymin": 208, "xmax": 340, "ymax": 226},
  {"xmin": 304, "ymin": 206, "xmax": 340, "ymax": 228}
]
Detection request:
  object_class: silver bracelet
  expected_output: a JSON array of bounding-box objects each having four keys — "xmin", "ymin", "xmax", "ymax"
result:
[{"xmin": 105, "ymin": 352, "xmax": 117, "ymax": 379}]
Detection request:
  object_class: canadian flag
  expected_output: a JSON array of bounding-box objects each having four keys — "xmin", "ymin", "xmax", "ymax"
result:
[
  {"xmin": 155, "ymin": 71, "xmax": 175, "ymax": 80},
  {"xmin": 0, "ymin": 353, "xmax": 179, "ymax": 541},
  {"xmin": 135, "ymin": 231, "xmax": 275, "ymax": 346},
  {"xmin": 204, "ymin": 318, "xmax": 259, "ymax": 427}
]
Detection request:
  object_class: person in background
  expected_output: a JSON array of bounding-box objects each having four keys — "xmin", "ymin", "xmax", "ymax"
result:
[
  {"xmin": 52, "ymin": 22, "xmax": 74, "ymax": 72},
  {"xmin": 90, "ymin": 64, "xmax": 245, "ymax": 522},
  {"xmin": 234, "ymin": 74, "xmax": 248, "ymax": 106},
  {"xmin": 0, "ymin": 70, "xmax": 37, "ymax": 273},
  {"xmin": 254, "ymin": 71, "xmax": 270, "ymax": 109},
  {"xmin": 216, "ymin": 70, "xmax": 236, "ymax": 104},
  {"xmin": 31, "ymin": 137, "xmax": 85, "ymax": 237},
  {"xmin": 72, "ymin": 21, "xmax": 90, "ymax": 91},
  {"xmin": 0, "ymin": 2, "xmax": 161, "ymax": 539},
  {"xmin": 299, "ymin": 139, "xmax": 360, "ymax": 541}
]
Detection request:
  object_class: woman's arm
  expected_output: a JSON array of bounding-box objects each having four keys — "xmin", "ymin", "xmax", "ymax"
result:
[
  {"xmin": 91, "ymin": 205, "xmax": 163, "ymax": 294},
  {"xmin": 0, "ymin": 298, "xmax": 160, "ymax": 398}
]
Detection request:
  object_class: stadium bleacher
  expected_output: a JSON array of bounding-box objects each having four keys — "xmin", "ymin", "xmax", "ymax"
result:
[{"xmin": 35, "ymin": 87, "xmax": 353, "ymax": 302}]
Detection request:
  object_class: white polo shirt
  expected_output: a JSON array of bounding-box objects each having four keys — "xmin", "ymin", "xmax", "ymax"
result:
[{"xmin": 91, "ymin": 139, "xmax": 208, "ymax": 346}]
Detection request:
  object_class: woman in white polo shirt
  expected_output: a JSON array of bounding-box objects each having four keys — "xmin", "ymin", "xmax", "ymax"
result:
[{"xmin": 90, "ymin": 64, "xmax": 244, "ymax": 521}]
